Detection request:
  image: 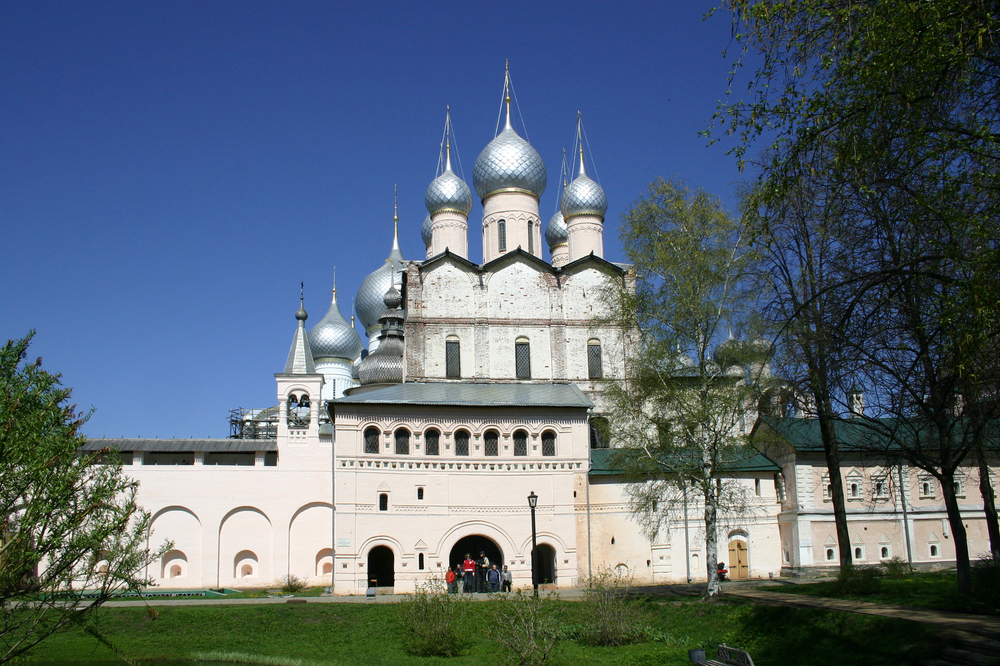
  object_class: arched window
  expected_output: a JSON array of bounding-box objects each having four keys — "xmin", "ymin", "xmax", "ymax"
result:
[
  {"xmin": 514, "ymin": 430, "xmax": 528, "ymax": 456},
  {"xmin": 826, "ymin": 548, "xmax": 835, "ymax": 561},
  {"xmin": 498, "ymin": 219, "xmax": 507, "ymax": 252},
  {"xmin": 418, "ymin": 553, "xmax": 425, "ymax": 570},
  {"xmin": 446, "ymin": 336, "xmax": 461, "ymax": 378},
  {"xmin": 395, "ymin": 428, "xmax": 410, "ymax": 455},
  {"xmin": 455, "ymin": 429, "xmax": 470, "ymax": 456},
  {"xmin": 364, "ymin": 427, "xmax": 380, "ymax": 454},
  {"xmin": 587, "ymin": 339, "xmax": 603, "ymax": 379},
  {"xmin": 589, "ymin": 416, "xmax": 610, "ymax": 449},
  {"xmin": 484, "ymin": 430, "xmax": 499, "ymax": 456},
  {"xmin": 425, "ymin": 429, "xmax": 440, "ymax": 456},
  {"xmin": 515, "ymin": 337, "xmax": 531, "ymax": 379},
  {"xmin": 379, "ymin": 493, "xmax": 388, "ymax": 511},
  {"xmin": 527, "ymin": 220, "xmax": 534, "ymax": 253},
  {"xmin": 542, "ymin": 430, "xmax": 556, "ymax": 456}
]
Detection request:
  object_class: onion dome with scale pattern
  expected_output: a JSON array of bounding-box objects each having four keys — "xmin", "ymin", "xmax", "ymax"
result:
[
  {"xmin": 356, "ymin": 214, "xmax": 406, "ymax": 332},
  {"xmin": 545, "ymin": 210, "xmax": 567, "ymax": 249},
  {"xmin": 561, "ymin": 148, "xmax": 607, "ymax": 219},
  {"xmin": 425, "ymin": 141, "xmax": 473, "ymax": 216},
  {"xmin": 421, "ymin": 213, "xmax": 433, "ymax": 247},
  {"xmin": 357, "ymin": 284, "xmax": 405, "ymax": 386},
  {"xmin": 473, "ymin": 95, "xmax": 546, "ymax": 201},
  {"xmin": 308, "ymin": 282, "xmax": 363, "ymax": 362}
]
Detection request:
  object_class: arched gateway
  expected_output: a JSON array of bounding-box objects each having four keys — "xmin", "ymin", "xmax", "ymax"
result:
[
  {"xmin": 449, "ymin": 535, "xmax": 503, "ymax": 573},
  {"xmin": 367, "ymin": 545, "xmax": 394, "ymax": 588}
]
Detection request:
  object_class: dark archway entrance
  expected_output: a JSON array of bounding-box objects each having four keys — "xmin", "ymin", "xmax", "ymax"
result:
[
  {"xmin": 367, "ymin": 546, "xmax": 394, "ymax": 588},
  {"xmin": 535, "ymin": 544, "xmax": 556, "ymax": 584},
  {"xmin": 449, "ymin": 535, "xmax": 503, "ymax": 591}
]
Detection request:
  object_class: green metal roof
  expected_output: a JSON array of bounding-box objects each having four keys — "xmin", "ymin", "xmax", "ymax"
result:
[
  {"xmin": 589, "ymin": 446, "xmax": 780, "ymax": 476},
  {"xmin": 82, "ymin": 438, "xmax": 277, "ymax": 452},
  {"xmin": 756, "ymin": 416, "xmax": 900, "ymax": 453},
  {"xmin": 335, "ymin": 382, "xmax": 594, "ymax": 409}
]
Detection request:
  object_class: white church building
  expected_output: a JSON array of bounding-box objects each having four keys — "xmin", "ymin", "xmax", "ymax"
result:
[{"xmin": 82, "ymin": 74, "xmax": 990, "ymax": 594}]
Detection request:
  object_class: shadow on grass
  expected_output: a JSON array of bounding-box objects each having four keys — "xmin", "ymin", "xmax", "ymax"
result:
[{"xmin": 728, "ymin": 602, "xmax": 944, "ymax": 666}]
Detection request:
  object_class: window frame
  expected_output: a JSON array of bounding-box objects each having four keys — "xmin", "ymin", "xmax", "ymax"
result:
[
  {"xmin": 515, "ymin": 338, "xmax": 531, "ymax": 379},
  {"xmin": 395, "ymin": 428, "xmax": 410, "ymax": 455},
  {"xmin": 498, "ymin": 219, "xmax": 507, "ymax": 252},
  {"xmin": 445, "ymin": 337, "xmax": 461, "ymax": 378},
  {"xmin": 364, "ymin": 427, "xmax": 380, "ymax": 455},
  {"xmin": 455, "ymin": 429, "xmax": 470, "ymax": 456},
  {"xmin": 484, "ymin": 429, "xmax": 499, "ymax": 456}
]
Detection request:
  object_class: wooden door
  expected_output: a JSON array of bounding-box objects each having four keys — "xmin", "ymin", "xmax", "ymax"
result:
[{"xmin": 728, "ymin": 540, "xmax": 749, "ymax": 578}]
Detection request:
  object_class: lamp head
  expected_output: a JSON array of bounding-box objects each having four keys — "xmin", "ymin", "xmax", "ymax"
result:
[{"xmin": 527, "ymin": 491, "xmax": 538, "ymax": 508}]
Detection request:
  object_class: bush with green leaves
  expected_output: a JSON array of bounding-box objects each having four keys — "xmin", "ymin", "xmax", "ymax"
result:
[
  {"xmin": 487, "ymin": 589, "xmax": 564, "ymax": 666},
  {"xmin": 579, "ymin": 565, "xmax": 647, "ymax": 647},
  {"xmin": 881, "ymin": 556, "xmax": 911, "ymax": 579},
  {"xmin": 397, "ymin": 576, "xmax": 469, "ymax": 657},
  {"xmin": 836, "ymin": 565, "xmax": 883, "ymax": 595}
]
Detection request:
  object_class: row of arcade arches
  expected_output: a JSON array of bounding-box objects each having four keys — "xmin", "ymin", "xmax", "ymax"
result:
[{"xmin": 366, "ymin": 535, "xmax": 557, "ymax": 588}]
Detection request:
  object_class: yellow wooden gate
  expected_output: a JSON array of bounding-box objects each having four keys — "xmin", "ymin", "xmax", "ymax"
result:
[{"xmin": 728, "ymin": 540, "xmax": 749, "ymax": 579}]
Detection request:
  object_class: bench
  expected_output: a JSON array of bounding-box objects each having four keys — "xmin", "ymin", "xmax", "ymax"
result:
[{"xmin": 690, "ymin": 644, "xmax": 755, "ymax": 666}]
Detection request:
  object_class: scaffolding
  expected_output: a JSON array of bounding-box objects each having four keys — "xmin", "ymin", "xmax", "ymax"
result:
[{"xmin": 229, "ymin": 407, "xmax": 278, "ymax": 440}]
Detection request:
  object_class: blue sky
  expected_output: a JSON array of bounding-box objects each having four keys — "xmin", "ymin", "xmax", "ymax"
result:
[{"xmin": 1, "ymin": 1, "xmax": 752, "ymax": 438}]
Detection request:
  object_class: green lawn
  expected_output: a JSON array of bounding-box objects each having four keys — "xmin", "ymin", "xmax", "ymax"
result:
[
  {"xmin": 770, "ymin": 571, "xmax": 1000, "ymax": 616},
  {"xmin": 12, "ymin": 596, "xmax": 945, "ymax": 666}
]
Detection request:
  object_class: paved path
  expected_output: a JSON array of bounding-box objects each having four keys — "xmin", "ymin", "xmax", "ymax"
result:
[{"xmin": 724, "ymin": 587, "xmax": 1000, "ymax": 640}]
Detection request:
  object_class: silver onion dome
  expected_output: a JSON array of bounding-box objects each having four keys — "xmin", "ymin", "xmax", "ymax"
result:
[
  {"xmin": 473, "ymin": 114, "xmax": 547, "ymax": 200},
  {"xmin": 309, "ymin": 287, "xmax": 363, "ymax": 362},
  {"xmin": 545, "ymin": 210, "xmax": 567, "ymax": 248},
  {"xmin": 356, "ymin": 224, "xmax": 406, "ymax": 331},
  {"xmin": 561, "ymin": 172, "xmax": 607, "ymax": 219},
  {"xmin": 357, "ymin": 285, "xmax": 405, "ymax": 386},
  {"xmin": 425, "ymin": 167, "xmax": 473, "ymax": 217},
  {"xmin": 421, "ymin": 213, "xmax": 433, "ymax": 247}
]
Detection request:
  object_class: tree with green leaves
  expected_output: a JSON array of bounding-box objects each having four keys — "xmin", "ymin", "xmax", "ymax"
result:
[
  {"xmin": 1, "ymin": 332, "xmax": 163, "ymax": 663},
  {"xmin": 601, "ymin": 178, "xmax": 770, "ymax": 598},
  {"xmin": 715, "ymin": 0, "xmax": 1000, "ymax": 590}
]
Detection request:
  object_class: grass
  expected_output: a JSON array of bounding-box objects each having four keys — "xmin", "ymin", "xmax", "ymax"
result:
[
  {"xmin": 770, "ymin": 571, "xmax": 1000, "ymax": 616},
  {"xmin": 10, "ymin": 595, "xmax": 947, "ymax": 666}
]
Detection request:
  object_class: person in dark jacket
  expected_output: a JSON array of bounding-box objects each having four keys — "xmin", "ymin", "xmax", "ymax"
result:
[
  {"xmin": 476, "ymin": 550, "xmax": 490, "ymax": 593},
  {"xmin": 486, "ymin": 564, "xmax": 501, "ymax": 593}
]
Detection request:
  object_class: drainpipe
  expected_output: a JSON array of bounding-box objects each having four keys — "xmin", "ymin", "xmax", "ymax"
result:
[
  {"xmin": 683, "ymin": 483, "xmax": 691, "ymax": 583},
  {"xmin": 586, "ymin": 455, "xmax": 593, "ymax": 583},
  {"xmin": 897, "ymin": 463, "xmax": 913, "ymax": 568},
  {"xmin": 330, "ymin": 402, "xmax": 337, "ymax": 596}
]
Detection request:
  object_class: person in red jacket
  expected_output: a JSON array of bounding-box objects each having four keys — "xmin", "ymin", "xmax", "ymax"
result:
[
  {"xmin": 445, "ymin": 565, "xmax": 457, "ymax": 594},
  {"xmin": 462, "ymin": 554, "xmax": 476, "ymax": 593}
]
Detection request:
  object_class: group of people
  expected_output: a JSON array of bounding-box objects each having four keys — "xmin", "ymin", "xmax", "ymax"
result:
[{"xmin": 444, "ymin": 551, "xmax": 512, "ymax": 593}]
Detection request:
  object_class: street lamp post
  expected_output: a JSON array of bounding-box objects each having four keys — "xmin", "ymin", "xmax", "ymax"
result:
[{"xmin": 528, "ymin": 491, "xmax": 538, "ymax": 599}]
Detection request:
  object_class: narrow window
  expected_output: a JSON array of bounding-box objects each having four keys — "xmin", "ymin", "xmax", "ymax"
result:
[
  {"xmin": 514, "ymin": 430, "xmax": 528, "ymax": 456},
  {"xmin": 417, "ymin": 487, "xmax": 424, "ymax": 500},
  {"xmin": 880, "ymin": 546, "xmax": 889, "ymax": 559},
  {"xmin": 826, "ymin": 548, "xmax": 835, "ymax": 561},
  {"xmin": 850, "ymin": 483, "xmax": 859, "ymax": 498},
  {"xmin": 379, "ymin": 494, "xmax": 388, "ymax": 511},
  {"xmin": 930, "ymin": 544, "xmax": 939, "ymax": 557},
  {"xmin": 455, "ymin": 429, "xmax": 470, "ymax": 456},
  {"xmin": 542, "ymin": 430, "xmax": 556, "ymax": 456},
  {"xmin": 485, "ymin": 430, "xmax": 499, "ymax": 456},
  {"xmin": 527, "ymin": 220, "xmax": 534, "ymax": 253},
  {"xmin": 854, "ymin": 547, "xmax": 863, "ymax": 560},
  {"xmin": 364, "ymin": 427, "xmax": 380, "ymax": 454},
  {"xmin": 587, "ymin": 340, "xmax": 603, "ymax": 379},
  {"xmin": 418, "ymin": 553, "xmax": 424, "ymax": 570},
  {"xmin": 755, "ymin": 478, "xmax": 762, "ymax": 496},
  {"xmin": 425, "ymin": 429, "xmax": 440, "ymax": 456},
  {"xmin": 395, "ymin": 429, "xmax": 410, "ymax": 455},
  {"xmin": 515, "ymin": 338, "xmax": 531, "ymax": 379},
  {"xmin": 446, "ymin": 337, "xmax": 461, "ymax": 378},
  {"xmin": 498, "ymin": 219, "xmax": 506, "ymax": 252}
]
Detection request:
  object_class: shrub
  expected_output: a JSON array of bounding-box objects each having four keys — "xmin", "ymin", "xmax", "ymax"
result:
[
  {"xmin": 836, "ymin": 565, "xmax": 883, "ymax": 595},
  {"xmin": 279, "ymin": 574, "xmax": 305, "ymax": 594},
  {"xmin": 398, "ymin": 576, "xmax": 470, "ymax": 657},
  {"xmin": 487, "ymin": 589, "xmax": 564, "ymax": 666},
  {"xmin": 882, "ymin": 556, "xmax": 911, "ymax": 579},
  {"xmin": 579, "ymin": 565, "xmax": 646, "ymax": 646},
  {"xmin": 971, "ymin": 556, "xmax": 1000, "ymax": 609}
]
